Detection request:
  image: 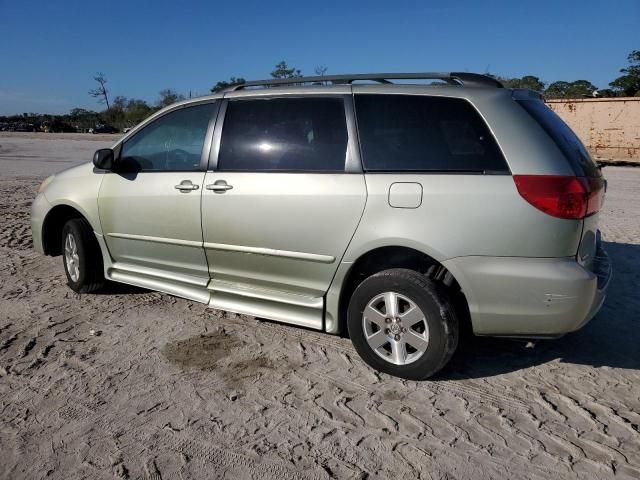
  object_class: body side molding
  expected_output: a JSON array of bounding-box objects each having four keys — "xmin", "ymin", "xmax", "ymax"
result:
[{"xmin": 202, "ymin": 242, "xmax": 336, "ymax": 264}]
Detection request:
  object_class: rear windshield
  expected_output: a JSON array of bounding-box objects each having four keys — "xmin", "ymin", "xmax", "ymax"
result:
[{"xmin": 516, "ymin": 99, "xmax": 601, "ymax": 177}]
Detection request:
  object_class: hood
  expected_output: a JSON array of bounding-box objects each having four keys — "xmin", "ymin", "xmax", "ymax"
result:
[{"xmin": 53, "ymin": 161, "xmax": 96, "ymax": 179}]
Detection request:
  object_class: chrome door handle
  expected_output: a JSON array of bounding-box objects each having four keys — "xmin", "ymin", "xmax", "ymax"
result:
[
  {"xmin": 206, "ymin": 180, "xmax": 233, "ymax": 193},
  {"xmin": 174, "ymin": 180, "xmax": 199, "ymax": 192}
]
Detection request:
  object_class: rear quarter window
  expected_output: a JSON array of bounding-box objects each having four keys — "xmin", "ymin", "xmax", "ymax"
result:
[
  {"xmin": 516, "ymin": 99, "xmax": 601, "ymax": 178},
  {"xmin": 354, "ymin": 94, "xmax": 509, "ymax": 173}
]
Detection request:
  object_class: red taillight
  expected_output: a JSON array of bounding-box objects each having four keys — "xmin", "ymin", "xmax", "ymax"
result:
[{"xmin": 513, "ymin": 175, "xmax": 604, "ymax": 220}]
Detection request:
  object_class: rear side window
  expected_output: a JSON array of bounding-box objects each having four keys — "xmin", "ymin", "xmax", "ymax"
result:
[
  {"xmin": 120, "ymin": 103, "xmax": 214, "ymax": 172},
  {"xmin": 517, "ymin": 99, "xmax": 601, "ymax": 178},
  {"xmin": 218, "ymin": 97, "xmax": 348, "ymax": 172},
  {"xmin": 355, "ymin": 94, "xmax": 508, "ymax": 173}
]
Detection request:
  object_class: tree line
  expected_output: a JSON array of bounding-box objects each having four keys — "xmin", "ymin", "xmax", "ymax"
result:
[
  {"xmin": 212, "ymin": 51, "xmax": 640, "ymax": 98},
  {"xmin": 0, "ymin": 79, "xmax": 189, "ymax": 133},
  {"xmin": 488, "ymin": 50, "xmax": 639, "ymax": 98},
  {"xmin": 1, "ymin": 50, "xmax": 638, "ymax": 133}
]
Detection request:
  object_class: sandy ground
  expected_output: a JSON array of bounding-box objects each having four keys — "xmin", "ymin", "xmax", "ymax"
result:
[
  {"xmin": 0, "ymin": 134, "xmax": 639, "ymax": 479},
  {"xmin": 0, "ymin": 133, "xmax": 120, "ymax": 177}
]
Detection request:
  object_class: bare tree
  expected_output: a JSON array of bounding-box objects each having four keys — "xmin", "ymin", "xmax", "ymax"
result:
[
  {"xmin": 314, "ymin": 66, "xmax": 328, "ymax": 85},
  {"xmin": 89, "ymin": 72, "xmax": 110, "ymax": 109},
  {"xmin": 314, "ymin": 65, "xmax": 328, "ymax": 77}
]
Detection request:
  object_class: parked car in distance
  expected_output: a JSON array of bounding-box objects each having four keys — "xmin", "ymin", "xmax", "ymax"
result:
[
  {"xmin": 30, "ymin": 72, "xmax": 611, "ymax": 380},
  {"xmin": 91, "ymin": 124, "xmax": 119, "ymax": 134},
  {"xmin": 2, "ymin": 122, "xmax": 38, "ymax": 132},
  {"xmin": 122, "ymin": 126, "xmax": 134, "ymax": 134}
]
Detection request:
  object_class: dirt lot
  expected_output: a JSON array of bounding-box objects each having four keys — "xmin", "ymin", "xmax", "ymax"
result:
[{"xmin": 1, "ymin": 134, "xmax": 639, "ymax": 479}]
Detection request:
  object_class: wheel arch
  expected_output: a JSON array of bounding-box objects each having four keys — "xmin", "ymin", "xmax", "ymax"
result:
[
  {"xmin": 41, "ymin": 203, "xmax": 93, "ymax": 256},
  {"xmin": 334, "ymin": 245, "xmax": 471, "ymax": 337}
]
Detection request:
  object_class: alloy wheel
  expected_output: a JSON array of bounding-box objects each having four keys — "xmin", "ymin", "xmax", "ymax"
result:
[
  {"xmin": 64, "ymin": 232, "xmax": 80, "ymax": 282},
  {"xmin": 362, "ymin": 291, "xmax": 430, "ymax": 365}
]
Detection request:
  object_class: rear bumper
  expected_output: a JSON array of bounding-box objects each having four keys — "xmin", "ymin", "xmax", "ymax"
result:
[
  {"xmin": 443, "ymin": 241, "xmax": 612, "ymax": 337},
  {"xmin": 572, "ymin": 238, "xmax": 611, "ymax": 331}
]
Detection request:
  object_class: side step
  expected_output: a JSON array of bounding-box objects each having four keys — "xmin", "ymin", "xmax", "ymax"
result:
[
  {"xmin": 105, "ymin": 264, "xmax": 324, "ymax": 330},
  {"xmin": 208, "ymin": 279, "xmax": 324, "ymax": 330},
  {"xmin": 107, "ymin": 263, "xmax": 210, "ymax": 303}
]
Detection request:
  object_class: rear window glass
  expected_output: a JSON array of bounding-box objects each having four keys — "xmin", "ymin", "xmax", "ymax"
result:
[
  {"xmin": 517, "ymin": 99, "xmax": 601, "ymax": 178},
  {"xmin": 354, "ymin": 94, "xmax": 509, "ymax": 173},
  {"xmin": 218, "ymin": 97, "xmax": 348, "ymax": 172}
]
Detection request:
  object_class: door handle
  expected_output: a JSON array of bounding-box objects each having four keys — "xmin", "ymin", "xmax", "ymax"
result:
[
  {"xmin": 206, "ymin": 180, "xmax": 233, "ymax": 193},
  {"xmin": 174, "ymin": 180, "xmax": 200, "ymax": 192}
]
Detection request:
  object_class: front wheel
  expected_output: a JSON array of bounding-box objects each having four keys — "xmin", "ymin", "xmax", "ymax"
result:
[
  {"xmin": 62, "ymin": 218, "xmax": 105, "ymax": 293},
  {"xmin": 347, "ymin": 269, "xmax": 458, "ymax": 380}
]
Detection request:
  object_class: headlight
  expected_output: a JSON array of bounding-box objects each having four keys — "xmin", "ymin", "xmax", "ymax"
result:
[{"xmin": 37, "ymin": 175, "xmax": 55, "ymax": 194}]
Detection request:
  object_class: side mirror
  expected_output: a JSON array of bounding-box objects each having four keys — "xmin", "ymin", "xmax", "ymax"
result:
[{"xmin": 93, "ymin": 148, "xmax": 114, "ymax": 171}]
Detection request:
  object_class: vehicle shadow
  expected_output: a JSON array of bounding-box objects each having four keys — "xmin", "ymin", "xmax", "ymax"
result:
[
  {"xmin": 92, "ymin": 281, "xmax": 150, "ymax": 296},
  {"xmin": 443, "ymin": 241, "xmax": 640, "ymax": 379}
]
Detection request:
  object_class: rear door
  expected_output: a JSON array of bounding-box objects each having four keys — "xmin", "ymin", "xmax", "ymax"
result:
[
  {"xmin": 515, "ymin": 98, "xmax": 605, "ymax": 269},
  {"xmin": 201, "ymin": 95, "xmax": 366, "ymax": 309}
]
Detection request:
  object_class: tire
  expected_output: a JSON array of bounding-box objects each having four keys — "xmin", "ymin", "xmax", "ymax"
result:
[
  {"xmin": 61, "ymin": 218, "xmax": 105, "ymax": 293},
  {"xmin": 347, "ymin": 268, "xmax": 458, "ymax": 380}
]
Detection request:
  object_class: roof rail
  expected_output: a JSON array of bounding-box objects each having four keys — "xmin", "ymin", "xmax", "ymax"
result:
[{"xmin": 224, "ymin": 72, "xmax": 503, "ymax": 91}]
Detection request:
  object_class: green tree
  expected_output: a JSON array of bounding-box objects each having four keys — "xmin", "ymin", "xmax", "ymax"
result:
[
  {"xmin": 112, "ymin": 95, "xmax": 128, "ymax": 111},
  {"xmin": 125, "ymin": 99, "xmax": 154, "ymax": 125},
  {"xmin": 270, "ymin": 61, "xmax": 302, "ymax": 79},
  {"xmin": 157, "ymin": 89, "xmax": 185, "ymax": 108},
  {"xmin": 69, "ymin": 108, "xmax": 100, "ymax": 132},
  {"xmin": 609, "ymin": 50, "xmax": 640, "ymax": 96},
  {"xmin": 595, "ymin": 88, "xmax": 617, "ymax": 98},
  {"xmin": 103, "ymin": 95, "xmax": 128, "ymax": 128},
  {"xmin": 501, "ymin": 75, "xmax": 545, "ymax": 91},
  {"xmin": 544, "ymin": 80, "xmax": 597, "ymax": 99},
  {"xmin": 42, "ymin": 114, "xmax": 74, "ymax": 133},
  {"xmin": 544, "ymin": 81, "xmax": 571, "ymax": 98},
  {"xmin": 210, "ymin": 77, "xmax": 246, "ymax": 93}
]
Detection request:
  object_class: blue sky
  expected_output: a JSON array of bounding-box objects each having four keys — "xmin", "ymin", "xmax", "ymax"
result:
[{"xmin": 0, "ymin": 0, "xmax": 638, "ymax": 114}]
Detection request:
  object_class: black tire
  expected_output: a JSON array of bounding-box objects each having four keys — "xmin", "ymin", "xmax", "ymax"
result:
[
  {"xmin": 61, "ymin": 218, "xmax": 105, "ymax": 293},
  {"xmin": 347, "ymin": 268, "xmax": 458, "ymax": 380}
]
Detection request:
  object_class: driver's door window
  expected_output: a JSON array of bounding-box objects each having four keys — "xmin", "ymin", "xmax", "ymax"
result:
[{"xmin": 119, "ymin": 103, "xmax": 213, "ymax": 172}]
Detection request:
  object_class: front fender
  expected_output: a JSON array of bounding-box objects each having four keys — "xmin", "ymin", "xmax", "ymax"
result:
[
  {"xmin": 31, "ymin": 193, "xmax": 52, "ymax": 254},
  {"xmin": 43, "ymin": 162, "xmax": 104, "ymax": 235}
]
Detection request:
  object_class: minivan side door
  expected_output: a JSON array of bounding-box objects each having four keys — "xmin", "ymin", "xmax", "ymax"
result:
[
  {"xmin": 201, "ymin": 95, "xmax": 366, "ymax": 328},
  {"xmin": 98, "ymin": 102, "xmax": 217, "ymax": 286}
]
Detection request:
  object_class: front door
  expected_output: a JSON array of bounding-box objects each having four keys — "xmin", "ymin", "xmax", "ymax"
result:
[
  {"xmin": 98, "ymin": 102, "xmax": 216, "ymax": 283},
  {"xmin": 200, "ymin": 96, "xmax": 366, "ymax": 301}
]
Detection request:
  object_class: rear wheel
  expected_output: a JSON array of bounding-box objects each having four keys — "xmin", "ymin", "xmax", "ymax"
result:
[
  {"xmin": 347, "ymin": 268, "xmax": 458, "ymax": 380},
  {"xmin": 62, "ymin": 218, "xmax": 105, "ymax": 293}
]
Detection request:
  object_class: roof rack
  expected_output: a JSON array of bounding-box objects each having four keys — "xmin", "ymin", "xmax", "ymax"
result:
[{"xmin": 224, "ymin": 72, "xmax": 503, "ymax": 91}]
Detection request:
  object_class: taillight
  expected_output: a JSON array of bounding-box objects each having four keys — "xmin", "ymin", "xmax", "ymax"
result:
[
  {"xmin": 584, "ymin": 177, "xmax": 605, "ymax": 216},
  {"xmin": 513, "ymin": 175, "xmax": 604, "ymax": 220}
]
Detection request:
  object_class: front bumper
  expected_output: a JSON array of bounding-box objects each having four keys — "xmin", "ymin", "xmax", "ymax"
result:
[
  {"xmin": 443, "ymin": 241, "xmax": 612, "ymax": 337},
  {"xmin": 30, "ymin": 192, "xmax": 52, "ymax": 254}
]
